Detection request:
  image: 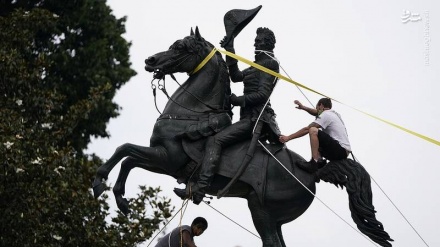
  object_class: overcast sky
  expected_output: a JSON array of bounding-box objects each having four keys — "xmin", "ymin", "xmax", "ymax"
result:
[{"xmin": 88, "ymin": 1, "xmax": 439, "ymax": 246}]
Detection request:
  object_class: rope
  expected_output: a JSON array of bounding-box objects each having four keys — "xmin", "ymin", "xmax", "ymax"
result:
[
  {"xmin": 151, "ymin": 79, "xmax": 162, "ymax": 114},
  {"xmin": 277, "ymin": 62, "xmax": 314, "ymax": 108},
  {"xmin": 287, "ymin": 71, "xmax": 429, "ymax": 246},
  {"xmin": 147, "ymin": 194, "xmax": 261, "ymax": 246},
  {"xmin": 178, "ymin": 198, "xmax": 189, "ymax": 247},
  {"xmin": 203, "ymin": 201, "xmax": 261, "ymax": 239},
  {"xmin": 247, "ymin": 51, "xmax": 376, "ymax": 246},
  {"xmin": 190, "ymin": 47, "xmax": 217, "ymax": 75},
  {"xmin": 150, "ymin": 47, "xmax": 223, "ymax": 114},
  {"xmin": 217, "ymin": 48, "xmax": 440, "ymax": 147},
  {"xmin": 279, "ymin": 55, "xmax": 427, "ymax": 245},
  {"xmin": 146, "ymin": 199, "xmax": 189, "ymax": 247},
  {"xmin": 168, "ymin": 74, "xmax": 218, "ymax": 111},
  {"xmin": 351, "ymin": 154, "xmax": 430, "ymax": 247},
  {"xmin": 251, "ymin": 50, "xmax": 279, "ymax": 133},
  {"xmin": 254, "ymin": 50, "xmax": 313, "ymax": 108},
  {"xmin": 258, "ymin": 140, "xmax": 379, "ymax": 246},
  {"xmin": 147, "ymin": 46, "xmax": 429, "ymax": 246},
  {"xmin": 156, "ymin": 78, "xmax": 210, "ymax": 114},
  {"xmin": 244, "ymin": 49, "xmax": 427, "ymax": 246}
]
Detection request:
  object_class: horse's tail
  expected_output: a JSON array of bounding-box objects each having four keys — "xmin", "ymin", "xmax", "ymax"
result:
[{"xmin": 317, "ymin": 159, "xmax": 394, "ymax": 247}]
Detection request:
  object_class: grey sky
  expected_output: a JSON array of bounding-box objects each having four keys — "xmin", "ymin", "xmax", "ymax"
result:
[{"xmin": 88, "ymin": 1, "xmax": 439, "ymax": 246}]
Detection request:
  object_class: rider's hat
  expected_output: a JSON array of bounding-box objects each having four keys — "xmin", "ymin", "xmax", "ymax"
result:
[{"xmin": 221, "ymin": 5, "xmax": 262, "ymax": 47}]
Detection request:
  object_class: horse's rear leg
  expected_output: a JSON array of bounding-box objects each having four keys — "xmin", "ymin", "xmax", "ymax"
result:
[
  {"xmin": 247, "ymin": 192, "xmax": 283, "ymax": 247},
  {"xmin": 93, "ymin": 143, "xmax": 167, "ymax": 198}
]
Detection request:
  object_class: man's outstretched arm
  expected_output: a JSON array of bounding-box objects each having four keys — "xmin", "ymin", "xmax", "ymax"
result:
[{"xmin": 294, "ymin": 100, "xmax": 318, "ymax": 116}]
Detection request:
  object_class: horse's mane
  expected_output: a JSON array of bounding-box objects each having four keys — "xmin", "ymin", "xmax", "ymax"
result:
[{"xmin": 170, "ymin": 34, "xmax": 231, "ymax": 113}]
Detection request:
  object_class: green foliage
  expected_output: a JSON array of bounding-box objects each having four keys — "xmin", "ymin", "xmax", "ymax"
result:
[
  {"xmin": 1, "ymin": 0, "xmax": 137, "ymax": 153},
  {"xmin": 0, "ymin": 3, "xmax": 173, "ymax": 247}
]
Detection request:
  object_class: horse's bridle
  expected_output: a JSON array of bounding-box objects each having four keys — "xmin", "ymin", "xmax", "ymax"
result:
[{"xmin": 151, "ymin": 47, "xmax": 224, "ymax": 114}]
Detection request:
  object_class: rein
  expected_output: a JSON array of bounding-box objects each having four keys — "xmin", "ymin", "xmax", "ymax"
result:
[{"xmin": 150, "ymin": 47, "xmax": 222, "ymax": 114}]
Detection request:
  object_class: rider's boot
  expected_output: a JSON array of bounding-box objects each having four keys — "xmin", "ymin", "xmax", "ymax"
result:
[
  {"xmin": 297, "ymin": 158, "xmax": 327, "ymax": 173},
  {"xmin": 174, "ymin": 138, "xmax": 221, "ymax": 205}
]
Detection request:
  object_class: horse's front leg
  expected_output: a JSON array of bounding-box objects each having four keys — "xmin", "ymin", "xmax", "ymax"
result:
[
  {"xmin": 111, "ymin": 145, "xmax": 169, "ymax": 214},
  {"xmin": 92, "ymin": 143, "xmax": 168, "ymax": 198}
]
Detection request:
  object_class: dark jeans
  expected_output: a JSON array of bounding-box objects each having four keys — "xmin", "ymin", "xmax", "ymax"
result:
[{"xmin": 317, "ymin": 130, "xmax": 348, "ymax": 161}]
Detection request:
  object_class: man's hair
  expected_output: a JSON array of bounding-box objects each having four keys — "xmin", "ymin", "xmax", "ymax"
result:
[
  {"xmin": 318, "ymin": 98, "xmax": 332, "ymax": 109},
  {"xmin": 192, "ymin": 217, "xmax": 208, "ymax": 230},
  {"xmin": 256, "ymin": 27, "xmax": 276, "ymax": 50}
]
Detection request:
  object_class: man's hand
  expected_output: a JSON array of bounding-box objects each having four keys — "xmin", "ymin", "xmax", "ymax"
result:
[
  {"xmin": 294, "ymin": 100, "xmax": 319, "ymax": 116},
  {"xmin": 294, "ymin": 100, "xmax": 303, "ymax": 110},
  {"xmin": 279, "ymin": 135, "xmax": 290, "ymax": 143}
]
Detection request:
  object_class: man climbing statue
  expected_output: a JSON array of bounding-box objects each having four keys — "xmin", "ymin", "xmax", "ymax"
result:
[{"xmin": 279, "ymin": 98, "xmax": 351, "ymax": 172}]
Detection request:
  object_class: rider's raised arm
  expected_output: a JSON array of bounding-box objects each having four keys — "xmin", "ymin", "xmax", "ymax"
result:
[
  {"xmin": 223, "ymin": 37, "xmax": 244, "ymax": 82},
  {"xmin": 226, "ymin": 54, "xmax": 244, "ymax": 82}
]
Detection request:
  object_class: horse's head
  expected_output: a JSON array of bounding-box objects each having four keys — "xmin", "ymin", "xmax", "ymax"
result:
[{"xmin": 145, "ymin": 27, "xmax": 213, "ymax": 79}]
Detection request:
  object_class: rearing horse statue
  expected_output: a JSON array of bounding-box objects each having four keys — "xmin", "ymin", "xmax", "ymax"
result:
[{"xmin": 93, "ymin": 27, "xmax": 393, "ymax": 247}]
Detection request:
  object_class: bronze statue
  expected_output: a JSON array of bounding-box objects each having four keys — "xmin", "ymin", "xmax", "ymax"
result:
[
  {"xmin": 174, "ymin": 7, "xmax": 281, "ymax": 205},
  {"xmin": 92, "ymin": 7, "xmax": 393, "ymax": 247}
]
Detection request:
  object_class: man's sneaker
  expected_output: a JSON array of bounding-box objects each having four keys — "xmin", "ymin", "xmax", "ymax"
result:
[
  {"xmin": 316, "ymin": 158, "xmax": 327, "ymax": 169},
  {"xmin": 297, "ymin": 158, "xmax": 326, "ymax": 173}
]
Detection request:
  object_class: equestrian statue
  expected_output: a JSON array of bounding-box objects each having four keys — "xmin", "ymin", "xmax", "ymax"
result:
[{"xmin": 93, "ymin": 6, "xmax": 393, "ymax": 247}]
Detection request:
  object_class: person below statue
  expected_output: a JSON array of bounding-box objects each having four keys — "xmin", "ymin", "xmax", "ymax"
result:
[
  {"xmin": 155, "ymin": 217, "xmax": 207, "ymax": 247},
  {"xmin": 279, "ymin": 98, "xmax": 352, "ymax": 172},
  {"xmin": 174, "ymin": 27, "xmax": 281, "ymax": 204}
]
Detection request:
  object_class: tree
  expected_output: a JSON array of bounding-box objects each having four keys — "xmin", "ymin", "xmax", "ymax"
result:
[
  {"xmin": 0, "ymin": 3, "xmax": 173, "ymax": 247},
  {"xmin": 1, "ymin": 0, "xmax": 137, "ymax": 153}
]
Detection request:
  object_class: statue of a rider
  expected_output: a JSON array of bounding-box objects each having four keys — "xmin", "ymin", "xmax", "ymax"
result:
[{"xmin": 174, "ymin": 6, "xmax": 281, "ymax": 204}]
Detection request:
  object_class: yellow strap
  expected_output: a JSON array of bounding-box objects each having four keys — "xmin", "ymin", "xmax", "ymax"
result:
[
  {"xmin": 217, "ymin": 48, "xmax": 440, "ymax": 147},
  {"xmin": 190, "ymin": 48, "xmax": 217, "ymax": 75}
]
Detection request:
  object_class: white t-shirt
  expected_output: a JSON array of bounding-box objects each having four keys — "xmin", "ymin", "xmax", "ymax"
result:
[{"xmin": 313, "ymin": 109, "xmax": 351, "ymax": 151}]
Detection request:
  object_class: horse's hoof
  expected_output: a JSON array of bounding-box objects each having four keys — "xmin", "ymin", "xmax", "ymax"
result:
[
  {"xmin": 116, "ymin": 196, "xmax": 130, "ymax": 215},
  {"xmin": 92, "ymin": 178, "xmax": 108, "ymax": 198}
]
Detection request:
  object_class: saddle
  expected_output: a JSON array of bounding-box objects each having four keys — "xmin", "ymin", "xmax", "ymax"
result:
[{"xmin": 179, "ymin": 137, "xmax": 284, "ymax": 204}]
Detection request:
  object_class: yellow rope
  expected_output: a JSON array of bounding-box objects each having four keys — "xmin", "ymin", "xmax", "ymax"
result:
[
  {"xmin": 190, "ymin": 48, "xmax": 217, "ymax": 75},
  {"xmin": 217, "ymin": 48, "xmax": 440, "ymax": 147}
]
